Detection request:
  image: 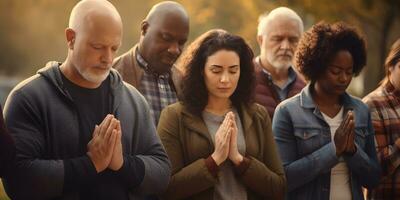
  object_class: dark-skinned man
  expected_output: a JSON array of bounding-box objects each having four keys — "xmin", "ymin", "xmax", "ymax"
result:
[{"xmin": 113, "ymin": 1, "xmax": 189, "ymax": 125}]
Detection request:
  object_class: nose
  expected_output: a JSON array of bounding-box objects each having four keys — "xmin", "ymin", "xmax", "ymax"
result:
[
  {"xmin": 101, "ymin": 49, "xmax": 114, "ymax": 64},
  {"xmin": 167, "ymin": 42, "xmax": 181, "ymax": 56},
  {"xmin": 220, "ymin": 72, "xmax": 230, "ymax": 83},
  {"xmin": 339, "ymin": 72, "xmax": 351, "ymax": 83},
  {"xmin": 281, "ymin": 39, "xmax": 290, "ymax": 50}
]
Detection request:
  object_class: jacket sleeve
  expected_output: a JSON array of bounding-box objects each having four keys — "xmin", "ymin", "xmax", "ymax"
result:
[
  {"xmin": 343, "ymin": 112, "xmax": 381, "ymax": 189},
  {"xmin": 364, "ymin": 99, "xmax": 399, "ymax": 177},
  {"xmin": 130, "ymin": 94, "xmax": 171, "ymax": 196},
  {"xmin": 157, "ymin": 106, "xmax": 217, "ymax": 200},
  {"xmin": 272, "ymin": 104, "xmax": 339, "ymax": 192},
  {"xmin": 236, "ymin": 106, "xmax": 286, "ymax": 199},
  {"xmin": 3, "ymin": 90, "xmax": 98, "ymax": 199}
]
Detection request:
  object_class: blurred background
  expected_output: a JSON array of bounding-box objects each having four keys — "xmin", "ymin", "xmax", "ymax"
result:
[{"xmin": 0, "ymin": 0, "xmax": 399, "ymax": 199}]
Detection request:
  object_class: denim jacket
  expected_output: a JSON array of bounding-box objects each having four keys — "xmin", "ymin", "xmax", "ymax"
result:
[{"xmin": 272, "ymin": 84, "xmax": 381, "ymax": 200}]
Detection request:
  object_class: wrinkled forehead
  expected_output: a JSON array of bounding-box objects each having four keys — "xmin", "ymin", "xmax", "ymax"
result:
[{"xmin": 265, "ymin": 17, "xmax": 302, "ymax": 37}]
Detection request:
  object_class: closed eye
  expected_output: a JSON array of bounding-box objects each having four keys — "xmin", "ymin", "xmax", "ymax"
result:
[
  {"xmin": 92, "ymin": 45, "xmax": 102, "ymax": 50},
  {"xmin": 211, "ymin": 68, "xmax": 222, "ymax": 73}
]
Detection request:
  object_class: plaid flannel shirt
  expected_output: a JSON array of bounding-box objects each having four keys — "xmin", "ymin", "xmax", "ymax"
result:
[
  {"xmin": 363, "ymin": 81, "xmax": 400, "ymax": 199},
  {"xmin": 136, "ymin": 50, "xmax": 178, "ymax": 125}
]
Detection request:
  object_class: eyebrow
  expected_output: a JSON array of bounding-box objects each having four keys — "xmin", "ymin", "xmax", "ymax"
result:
[
  {"xmin": 211, "ymin": 65, "xmax": 239, "ymax": 68},
  {"xmin": 330, "ymin": 64, "xmax": 353, "ymax": 69}
]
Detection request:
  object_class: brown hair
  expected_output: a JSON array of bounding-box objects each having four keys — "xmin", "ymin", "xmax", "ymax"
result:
[
  {"xmin": 179, "ymin": 29, "xmax": 255, "ymax": 116},
  {"xmin": 381, "ymin": 38, "xmax": 400, "ymax": 85}
]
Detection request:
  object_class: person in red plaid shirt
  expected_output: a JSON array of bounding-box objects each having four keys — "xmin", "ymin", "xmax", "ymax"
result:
[{"xmin": 363, "ymin": 38, "xmax": 400, "ymax": 199}]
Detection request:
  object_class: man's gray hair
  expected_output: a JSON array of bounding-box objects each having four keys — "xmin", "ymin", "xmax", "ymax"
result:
[{"xmin": 257, "ymin": 7, "xmax": 303, "ymax": 36}]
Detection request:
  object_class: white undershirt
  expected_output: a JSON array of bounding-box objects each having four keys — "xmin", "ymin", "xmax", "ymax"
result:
[{"xmin": 321, "ymin": 107, "xmax": 352, "ymax": 200}]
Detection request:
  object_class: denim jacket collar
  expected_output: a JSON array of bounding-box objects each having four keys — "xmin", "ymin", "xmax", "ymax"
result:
[{"xmin": 300, "ymin": 83, "xmax": 356, "ymax": 113}]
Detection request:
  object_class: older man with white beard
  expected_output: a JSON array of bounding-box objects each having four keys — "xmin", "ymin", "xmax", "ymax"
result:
[
  {"xmin": 254, "ymin": 7, "xmax": 306, "ymax": 119},
  {"xmin": 3, "ymin": 0, "xmax": 170, "ymax": 199}
]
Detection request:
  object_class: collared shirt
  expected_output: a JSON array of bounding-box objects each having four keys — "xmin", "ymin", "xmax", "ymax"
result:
[
  {"xmin": 262, "ymin": 67, "xmax": 297, "ymax": 101},
  {"xmin": 136, "ymin": 49, "xmax": 178, "ymax": 125},
  {"xmin": 363, "ymin": 81, "xmax": 400, "ymax": 200}
]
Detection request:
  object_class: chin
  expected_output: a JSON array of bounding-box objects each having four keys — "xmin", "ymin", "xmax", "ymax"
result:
[
  {"xmin": 161, "ymin": 63, "xmax": 173, "ymax": 71},
  {"xmin": 83, "ymin": 71, "xmax": 109, "ymax": 84},
  {"xmin": 217, "ymin": 93, "xmax": 233, "ymax": 99},
  {"xmin": 272, "ymin": 61, "xmax": 291, "ymax": 69}
]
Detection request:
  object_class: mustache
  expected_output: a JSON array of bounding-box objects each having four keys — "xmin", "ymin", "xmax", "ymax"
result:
[
  {"xmin": 277, "ymin": 50, "xmax": 293, "ymax": 57},
  {"xmin": 277, "ymin": 53, "xmax": 293, "ymax": 57}
]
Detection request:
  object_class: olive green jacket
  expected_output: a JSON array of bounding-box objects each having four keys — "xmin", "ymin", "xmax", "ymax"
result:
[{"xmin": 157, "ymin": 102, "xmax": 286, "ymax": 200}]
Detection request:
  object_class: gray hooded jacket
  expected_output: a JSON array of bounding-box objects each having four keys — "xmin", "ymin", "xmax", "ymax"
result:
[{"xmin": 3, "ymin": 61, "xmax": 171, "ymax": 200}]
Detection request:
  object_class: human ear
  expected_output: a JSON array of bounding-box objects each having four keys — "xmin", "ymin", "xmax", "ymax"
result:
[
  {"xmin": 140, "ymin": 21, "xmax": 149, "ymax": 36},
  {"xmin": 65, "ymin": 28, "xmax": 76, "ymax": 50},
  {"xmin": 257, "ymin": 35, "xmax": 263, "ymax": 46}
]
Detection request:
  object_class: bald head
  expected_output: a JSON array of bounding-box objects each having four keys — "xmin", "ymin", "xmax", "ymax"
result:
[
  {"xmin": 139, "ymin": 1, "xmax": 189, "ymax": 74},
  {"xmin": 145, "ymin": 1, "xmax": 188, "ymax": 24},
  {"xmin": 63, "ymin": 0, "xmax": 123, "ymax": 88},
  {"xmin": 69, "ymin": 0, "xmax": 122, "ymax": 33},
  {"xmin": 257, "ymin": 7, "xmax": 303, "ymax": 36}
]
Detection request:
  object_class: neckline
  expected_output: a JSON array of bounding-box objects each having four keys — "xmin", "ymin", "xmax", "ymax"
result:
[{"xmin": 321, "ymin": 107, "xmax": 344, "ymax": 121}]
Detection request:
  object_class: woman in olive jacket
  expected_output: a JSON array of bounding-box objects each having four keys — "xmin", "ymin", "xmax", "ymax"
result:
[{"xmin": 157, "ymin": 29, "xmax": 286, "ymax": 200}]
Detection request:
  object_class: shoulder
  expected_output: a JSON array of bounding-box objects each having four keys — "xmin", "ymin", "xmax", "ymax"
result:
[
  {"xmin": 4, "ymin": 74, "xmax": 53, "ymax": 119},
  {"xmin": 249, "ymin": 103, "xmax": 268, "ymax": 117},
  {"xmin": 349, "ymin": 95, "xmax": 369, "ymax": 110},
  {"xmin": 362, "ymin": 86, "xmax": 386, "ymax": 105},
  {"xmin": 279, "ymin": 93, "xmax": 302, "ymax": 109},
  {"xmin": 162, "ymin": 102, "xmax": 184, "ymax": 116},
  {"xmin": 242, "ymin": 103, "xmax": 272, "ymax": 124},
  {"xmin": 112, "ymin": 47, "xmax": 135, "ymax": 70},
  {"xmin": 7, "ymin": 74, "xmax": 49, "ymax": 103},
  {"xmin": 158, "ymin": 102, "xmax": 185, "ymax": 127},
  {"xmin": 272, "ymin": 94, "xmax": 304, "ymax": 122},
  {"xmin": 292, "ymin": 68, "xmax": 306, "ymax": 87},
  {"xmin": 121, "ymin": 82, "xmax": 146, "ymax": 103},
  {"xmin": 347, "ymin": 95, "xmax": 372, "ymax": 121}
]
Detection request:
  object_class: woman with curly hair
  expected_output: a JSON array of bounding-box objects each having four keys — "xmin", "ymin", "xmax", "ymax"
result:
[
  {"xmin": 363, "ymin": 38, "xmax": 400, "ymax": 199},
  {"xmin": 272, "ymin": 21, "xmax": 380, "ymax": 200},
  {"xmin": 157, "ymin": 29, "xmax": 286, "ymax": 200}
]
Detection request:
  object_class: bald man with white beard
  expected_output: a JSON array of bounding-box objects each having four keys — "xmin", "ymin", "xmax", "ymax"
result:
[
  {"xmin": 254, "ymin": 7, "xmax": 306, "ymax": 119},
  {"xmin": 3, "ymin": 1, "xmax": 170, "ymax": 199}
]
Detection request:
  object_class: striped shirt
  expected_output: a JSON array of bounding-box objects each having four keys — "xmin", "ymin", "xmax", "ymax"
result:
[
  {"xmin": 136, "ymin": 50, "xmax": 178, "ymax": 125},
  {"xmin": 363, "ymin": 81, "xmax": 400, "ymax": 200}
]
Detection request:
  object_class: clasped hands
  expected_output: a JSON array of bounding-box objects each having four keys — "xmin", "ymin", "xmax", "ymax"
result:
[
  {"xmin": 334, "ymin": 110, "xmax": 356, "ymax": 157},
  {"xmin": 211, "ymin": 112, "xmax": 243, "ymax": 166},
  {"xmin": 87, "ymin": 114, "xmax": 123, "ymax": 173}
]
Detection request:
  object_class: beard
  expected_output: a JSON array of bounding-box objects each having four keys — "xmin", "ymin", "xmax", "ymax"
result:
[
  {"xmin": 76, "ymin": 65, "xmax": 110, "ymax": 85},
  {"xmin": 267, "ymin": 52, "xmax": 293, "ymax": 70}
]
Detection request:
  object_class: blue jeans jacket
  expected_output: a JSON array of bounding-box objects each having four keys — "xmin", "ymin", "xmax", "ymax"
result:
[{"xmin": 272, "ymin": 84, "xmax": 381, "ymax": 200}]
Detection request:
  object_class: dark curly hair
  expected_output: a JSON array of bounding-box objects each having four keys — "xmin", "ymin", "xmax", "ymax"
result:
[
  {"xmin": 295, "ymin": 21, "xmax": 367, "ymax": 82},
  {"xmin": 178, "ymin": 29, "xmax": 255, "ymax": 115}
]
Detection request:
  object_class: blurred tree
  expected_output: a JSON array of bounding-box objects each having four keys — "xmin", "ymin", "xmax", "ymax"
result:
[
  {"xmin": 0, "ymin": 0, "xmax": 398, "ymax": 96},
  {"xmin": 175, "ymin": 0, "xmax": 274, "ymax": 51},
  {"xmin": 287, "ymin": 0, "xmax": 400, "ymax": 94}
]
